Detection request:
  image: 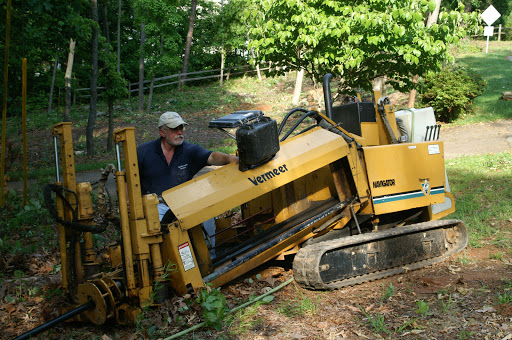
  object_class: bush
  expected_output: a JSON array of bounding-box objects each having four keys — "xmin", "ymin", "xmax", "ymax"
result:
[{"xmin": 419, "ymin": 65, "xmax": 486, "ymax": 122}]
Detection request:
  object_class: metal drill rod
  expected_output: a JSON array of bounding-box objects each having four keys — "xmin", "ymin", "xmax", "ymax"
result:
[
  {"xmin": 53, "ymin": 136, "xmax": 60, "ymax": 183},
  {"xmin": 116, "ymin": 143, "xmax": 122, "ymax": 171},
  {"xmin": 13, "ymin": 300, "xmax": 95, "ymax": 340}
]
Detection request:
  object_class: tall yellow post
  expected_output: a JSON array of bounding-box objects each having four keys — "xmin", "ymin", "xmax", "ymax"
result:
[{"xmin": 22, "ymin": 58, "xmax": 27, "ymax": 206}]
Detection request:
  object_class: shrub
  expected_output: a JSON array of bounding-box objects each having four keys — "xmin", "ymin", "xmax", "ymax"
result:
[{"xmin": 419, "ymin": 65, "xmax": 486, "ymax": 122}]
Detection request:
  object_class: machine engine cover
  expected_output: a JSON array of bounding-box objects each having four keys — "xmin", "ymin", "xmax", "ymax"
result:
[{"xmin": 236, "ymin": 117, "xmax": 279, "ymax": 171}]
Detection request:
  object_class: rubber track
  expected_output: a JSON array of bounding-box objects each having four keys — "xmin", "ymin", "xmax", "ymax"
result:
[{"xmin": 293, "ymin": 219, "xmax": 468, "ymax": 290}]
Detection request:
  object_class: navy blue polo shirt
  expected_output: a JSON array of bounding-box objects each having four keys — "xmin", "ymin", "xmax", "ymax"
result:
[{"xmin": 137, "ymin": 139, "xmax": 212, "ymax": 196}]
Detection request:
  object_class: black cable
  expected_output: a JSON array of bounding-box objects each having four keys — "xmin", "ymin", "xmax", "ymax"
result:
[
  {"xmin": 280, "ymin": 110, "xmax": 321, "ymax": 142},
  {"xmin": 43, "ymin": 184, "xmax": 107, "ymax": 233}
]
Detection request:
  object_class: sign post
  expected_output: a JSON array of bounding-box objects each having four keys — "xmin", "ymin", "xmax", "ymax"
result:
[{"xmin": 481, "ymin": 5, "xmax": 501, "ymax": 54}]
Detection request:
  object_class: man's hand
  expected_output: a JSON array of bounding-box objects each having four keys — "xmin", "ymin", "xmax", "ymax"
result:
[{"xmin": 208, "ymin": 151, "xmax": 239, "ymax": 166}]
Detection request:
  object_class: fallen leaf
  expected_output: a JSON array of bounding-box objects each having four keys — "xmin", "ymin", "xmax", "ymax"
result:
[
  {"xmin": 402, "ymin": 330, "xmax": 425, "ymax": 336},
  {"xmin": 345, "ymin": 305, "xmax": 361, "ymax": 313},
  {"xmin": 2, "ymin": 304, "xmax": 15, "ymax": 314},
  {"xmin": 476, "ymin": 306, "xmax": 496, "ymax": 313}
]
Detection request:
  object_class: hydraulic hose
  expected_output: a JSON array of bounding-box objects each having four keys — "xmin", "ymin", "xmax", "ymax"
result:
[
  {"xmin": 43, "ymin": 183, "xmax": 107, "ymax": 233},
  {"xmin": 13, "ymin": 300, "xmax": 95, "ymax": 340},
  {"xmin": 163, "ymin": 277, "xmax": 295, "ymax": 339}
]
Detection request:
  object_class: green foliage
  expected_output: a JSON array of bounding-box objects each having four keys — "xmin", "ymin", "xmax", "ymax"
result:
[
  {"xmin": 196, "ymin": 284, "xmax": 230, "ymax": 330},
  {"xmin": 248, "ymin": 0, "xmax": 480, "ymax": 93},
  {"xmin": 446, "ymin": 152, "xmax": 512, "ymax": 247},
  {"xmin": 381, "ymin": 282, "xmax": 395, "ymax": 302},
  {"xmin": 136, "ymin": 262, "xmax": 177, "ymax": 335},
  {"xmin": 277, "ymin": 286, "xmax": 317, "ymax": 317},
  {"xmin": 0, "ymin": 190, "xmax": 55, "ymax": 255},
  {"xmin": 420, "ymin": 65, "xmax": 487, "ymax": 122},
  {"xmin": 359, "ymin": 306, "xmax": 391, "ymax": 335},
  {"xmin": 455, "ymin": 41, "xmax": 512, "ymax": 124},
  {"xmin": 415, "ymin": 300, "xmax": 431, "ymax": 315}
]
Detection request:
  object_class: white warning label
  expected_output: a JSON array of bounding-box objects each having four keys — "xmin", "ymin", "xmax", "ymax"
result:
[
  {"xmin": 178, "ymin": 242, "xmax": 195, "ymax": 272},
  {"xmin": 428, "ymin": 144, "xmax": 440, "ymax": 155}
]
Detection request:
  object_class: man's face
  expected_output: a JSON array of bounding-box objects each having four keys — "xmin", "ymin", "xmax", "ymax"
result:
[{"xmin": 160, "ymin": 125, "xmax": 185, "ymax": 146}]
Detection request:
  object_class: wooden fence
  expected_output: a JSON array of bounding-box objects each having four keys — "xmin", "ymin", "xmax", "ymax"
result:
[
  {"xmin": 74, "ymin": 64, "xmax": 270, "ymax": 99},
  {"xmin": 471, "ymin": 24, "xmax": 512, "ymax": 41}
]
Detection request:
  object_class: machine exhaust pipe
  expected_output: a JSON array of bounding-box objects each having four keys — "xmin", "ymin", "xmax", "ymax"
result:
[{"xmin": 323, "ymin": 73, "xmax": 333, "ymax": 119}]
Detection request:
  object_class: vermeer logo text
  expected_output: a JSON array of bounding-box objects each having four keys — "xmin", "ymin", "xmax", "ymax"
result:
[{"xmin": 248, "ymin": 164, "xmax": 289, "ymax": 186}]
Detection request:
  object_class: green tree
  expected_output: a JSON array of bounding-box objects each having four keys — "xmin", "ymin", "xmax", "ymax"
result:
[
  {"xmin": 249, "ymin": 0, "xmax": 479, "ymax": 94},
  {"xmin": 134, "ymin": 0, "xmax": 184, "ymax": 111}
]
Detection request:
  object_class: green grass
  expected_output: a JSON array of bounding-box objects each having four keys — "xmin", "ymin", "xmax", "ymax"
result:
[
  {"xmin": 454, "ymin": 40, "xmax": 512, "ymax": 124},
  {"xmin": 446, "ymin": 152, "xmax": 512, "ymax": 247}
]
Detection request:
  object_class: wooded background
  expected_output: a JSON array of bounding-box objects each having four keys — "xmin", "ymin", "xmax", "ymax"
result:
[{"xmin": 1, "ymin": 0, "xmax": 510, "ymax": 155}]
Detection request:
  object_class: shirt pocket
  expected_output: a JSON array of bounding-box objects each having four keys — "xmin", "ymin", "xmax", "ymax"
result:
[{"xmin": 176, "ymin": 165, "xmax": 189, "ymax": 184}]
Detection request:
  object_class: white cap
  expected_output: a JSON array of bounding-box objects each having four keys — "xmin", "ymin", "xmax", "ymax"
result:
[{"xmin": 158, "ymin": 111, "xmax": 188, "ymax": 129}]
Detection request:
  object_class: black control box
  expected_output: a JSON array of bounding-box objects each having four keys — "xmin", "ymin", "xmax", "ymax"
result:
[{"xmin": 236, "ymin": 117, "xmax": 280, "ymax": 172}]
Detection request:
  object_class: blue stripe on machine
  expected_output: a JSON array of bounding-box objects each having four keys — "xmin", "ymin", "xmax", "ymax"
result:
[{"xmin": 373, "ymin": 187, "xmax": 445, "ymax": 205}]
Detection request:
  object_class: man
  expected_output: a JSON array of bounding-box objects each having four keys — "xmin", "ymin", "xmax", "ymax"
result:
[{"xmin": 137, "ymin": 111, "xmax": 238, "ymax": 222}]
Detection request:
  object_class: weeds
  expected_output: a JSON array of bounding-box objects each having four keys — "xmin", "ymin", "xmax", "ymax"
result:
[
  {"xmin": 457, "ymin": 252, "xmax": 474, "ymax": 266},
  {"xmin": 359, "ymin": 306, "xmax": 391, "ymax": 335},
  {"xmin": 358, "ymin": 304, "xmax": 417, "ymax": 336},
  {"xmin": 489, "ymin": 252, "xmax": 504, "ymax": 261},
  {"xmin": 415, "ymin": 300, "xmax": 432, "ymax": 316},
  {"xmin": 135, "ymin": 262, "xmax": 177, "ymax": 336},
  {"xmin": 231, "ymin": 302, "xmax": 264, "ymax": 335},
  {"xmin": 458, "ymin": 329, "xmax": 475, "ymax": 339},
  {"xmin": 381, "ymin": 282, "xmax": 395, "ymax": 303},
  {"xmin": 196, "ymin": 284, "xmax": 230, "ymax": 331},
  {"xmin": 438, "ymin": 294, "xmax": 456, "ymax": 314},
  {"xmin": 277, "ymin": 285, "xmax": 317, "ymax": 318}
]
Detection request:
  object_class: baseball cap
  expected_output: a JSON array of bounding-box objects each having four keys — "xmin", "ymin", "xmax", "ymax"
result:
[{"xmin": 158, "ymin": 111, "xmax": 188, "ymax": 129}]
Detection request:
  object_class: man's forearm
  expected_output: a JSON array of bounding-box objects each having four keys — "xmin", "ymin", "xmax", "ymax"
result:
[{"xmin": 208, "ymin": 151, "xmax": 239, "ymax": 165}]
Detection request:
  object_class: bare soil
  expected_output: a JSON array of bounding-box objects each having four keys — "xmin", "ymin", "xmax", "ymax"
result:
[{"xmin": 2, "ymin": 87, "xmax": 512, "ymax": 339}]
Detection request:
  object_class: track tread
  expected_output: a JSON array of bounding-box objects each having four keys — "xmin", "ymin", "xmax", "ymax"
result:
[{"xmin": 293, "ymin": 219, "xmax": 468, "ymax": 290}]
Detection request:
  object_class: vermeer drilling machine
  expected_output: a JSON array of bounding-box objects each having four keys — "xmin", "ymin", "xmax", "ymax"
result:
[{"xmin": 28, "ymin": 74, "xmax": 467, "ymax": 335}]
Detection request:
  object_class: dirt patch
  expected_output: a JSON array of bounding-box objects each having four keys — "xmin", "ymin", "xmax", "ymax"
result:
[{"xmin": 441, "ymin": 120, "xmax": 512, "ymax": 159}]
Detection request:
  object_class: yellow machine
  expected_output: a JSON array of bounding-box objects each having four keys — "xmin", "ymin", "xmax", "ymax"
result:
[{"xmin": 38, "ymin": 74, "xmax": 467, "ymax": 329}]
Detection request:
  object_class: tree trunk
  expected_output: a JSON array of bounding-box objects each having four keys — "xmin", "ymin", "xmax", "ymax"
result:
[
  {"xmin": 104, "ymin": 3, "xmax": 114, "ymax": 151},
  {"xmin": 373, "ymin": 76, "xmax": 387, "ymax": 96},
  {"xmin": 107, "ymin": 96, "xmax": 114, "ymax": 151},
  {"xmin": 426, "ymin": 0, "xmax": 442, "ymax": 27},
  {"xmin": 117, "ymin": 0, "xmax": 121, "ymax": 73},
  {"xmin": 292, "ymin": 68, "xmax": 304, "ymax": 106},
  {"xmin": 49, "ymin": 56, "xmax": 58, "ymax": 113},
  {"xmin": 146, "ymin": 73, "xmax": 155, "ymax": 114},
  {"xmin": 64, "ymin": 40, "xmax": 75, "ymax": 122},
  {"xmin": 179, "ymin": 0, "xmax": 197, "ymax": 89},
  {"xmin": 408, "ymin": 0, "xmax": 441, "ymax": 108},
  {"xmin": 407, "ymin": 75, "xmax": 419, "ymax": 108},
  {"xmin": 138, "ymin": 23, "xmax": 146, "ymax": 112},
  {"xmin": 219, "ymin": 47, "xmax": 225, "ymax": 87},
  {"xmin": 87, "ymin": 0, "xmax": 99, "ymax": 156}
]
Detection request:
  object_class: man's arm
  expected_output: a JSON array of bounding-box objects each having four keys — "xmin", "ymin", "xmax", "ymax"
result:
[{"xmin": 207, "ymin": 151, "xmax": 239, "ymax": 166}]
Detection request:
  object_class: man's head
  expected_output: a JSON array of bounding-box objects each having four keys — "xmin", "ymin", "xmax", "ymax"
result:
[
  {"xmin": 159, "ymin": 111, "xmax": 188, "ymax": 129},
  {"xmin": 158, "ymin": 111, "xmax": 188, "ymax": 147}
]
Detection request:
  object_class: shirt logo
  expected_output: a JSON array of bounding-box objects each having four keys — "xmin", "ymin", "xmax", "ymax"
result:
[{"xmin": 178, "ymin": 164, "xmax": 188, "ymax": 170}]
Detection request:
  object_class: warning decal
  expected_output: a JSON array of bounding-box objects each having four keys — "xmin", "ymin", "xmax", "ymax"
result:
[{"xmin": 178, "ymin": 242, "xmax": 196, "ymax": 272}]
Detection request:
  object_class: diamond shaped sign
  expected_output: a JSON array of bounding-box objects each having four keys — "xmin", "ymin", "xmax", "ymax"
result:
[{"xmin": 481, "ymin": 5, "xmax": 501, "ymax": 26}]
